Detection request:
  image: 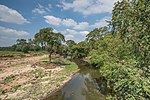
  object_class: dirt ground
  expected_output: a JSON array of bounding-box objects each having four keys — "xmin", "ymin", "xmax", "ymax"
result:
[{"xmin": 0, "ymin": 55, "xmax": 78, "ymax": 100}]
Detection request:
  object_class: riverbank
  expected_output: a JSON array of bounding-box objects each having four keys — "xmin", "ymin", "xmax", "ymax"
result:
[{"xmin": 0, "ymin": 54, "xmax": 79, "ymax": 100}]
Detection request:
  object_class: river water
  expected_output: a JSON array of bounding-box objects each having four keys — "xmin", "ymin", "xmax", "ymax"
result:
[{"xmin": 44, "ymin": 60, "xmax": 107, "ymax": 100}]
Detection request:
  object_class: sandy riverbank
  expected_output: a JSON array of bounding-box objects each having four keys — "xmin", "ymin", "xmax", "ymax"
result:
[{"xmin": 0, "ymin": 54, "xmax": 79, "ymax": 100}]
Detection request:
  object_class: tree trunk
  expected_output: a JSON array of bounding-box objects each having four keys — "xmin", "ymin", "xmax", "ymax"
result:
[{"xmin": 49, "ymin": 53, "xmax": 52, "ymax": 62}]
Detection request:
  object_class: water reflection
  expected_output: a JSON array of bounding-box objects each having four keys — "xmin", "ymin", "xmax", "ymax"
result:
[{"xmin": 44, "ymin": 60, "xmax": 106, "ymax": 100}]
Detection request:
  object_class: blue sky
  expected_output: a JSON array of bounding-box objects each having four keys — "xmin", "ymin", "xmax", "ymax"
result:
[{"xmin": 0, "ymin": 0, "xmax": 118, "ymax": 46}]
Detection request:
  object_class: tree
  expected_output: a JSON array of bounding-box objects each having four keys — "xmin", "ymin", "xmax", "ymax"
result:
[
  {"xmin": 66, "ymin": 40, "xmax": 76, "ymax": 58},
  {"xmin": 66, "ymin": 40, "xmax": 76, "ymax": 47},
  {"xmin": 110, "ymin": 0, "xmax": 150, "ymax": 68},
  {"xmin": 34, "ymin": 27, "xmax": 65, "ymax": 62},
  {"xmin": 74, "ymin": 41, "xmax": 89, "ymax": 58},
  {"xmin": 53, "ymin": 33, "xmax": 65, "ymax": 54},
  {"xmin": 60, "ymin": 44, "xmax": 69, "ymax": 58},
  {"xmin": 15, "ymin": 39, "xmax": 30, "ymax": 53},
  {"xmin": 86, "ymin": 27, "xmax": 108, "ymax": 50}
]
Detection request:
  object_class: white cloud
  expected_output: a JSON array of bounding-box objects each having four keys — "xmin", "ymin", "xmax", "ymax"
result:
[
  {"xmin": 32, "ymin": 8, "xmax": 46, "ymax": 14},
  {"xmin": 61, "ymin": 0, "xmax": 119, "ymax": 16},
  {"xmin": 44, "ymin": 16, "xmax": 61, "ymax": 26},
  {"xmin": 0, "ymin": 26, "xmax": 29, "ymax": 37},
  {"xmin": 32, "ymin": 4, "xmax": 51, "ymax": 14},
  {"xmin": 0, "ymin": 5, "xmax": 29, "ymax": 24},
  {"xmin": 79, "ymin": 31, "xmax": 89, "ymax": 36},
  {"xmin": 65, "ymin": 34, "xmax": 74, "ymax": 40},
  {"xmin": 0, "ymin": 26, "xmax": 30, "ymax": 46},
  {"xmin": 66, "ymin": 29, "xmax": 78, "ymax": 34},
  {"xmin": 44, "ymin": 15, "xmax": 77, "ymax": 27},
  {"xmin": 53, "ymin": 29, "xmax": 59, "ymax": 33},
  {"xmin": 62, "ymin": 18, "xmax": 77, "ymax": 27},
  {"xmin": 44, "ymin": 15, "xmax": 110, "ymax": 30},
  {"xmin": 91, "ymin": 16, "xmax": 111, "ymax": 28},
  {"xmin": 66, "ymin": 29, "xmax": 89, "ymax": 36},
  {"xmin": 0, "ymin": 36, "xmax": 16, "ymax": 47},
  {"xmin": 73, "ymin": 22, "xmax": 89, "ymax": 30},
  {"xmin": 44, "ymin": 15, "xmax": 90, "ymax": 30}
]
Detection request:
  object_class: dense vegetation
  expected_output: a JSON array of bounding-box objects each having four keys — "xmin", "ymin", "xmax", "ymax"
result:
[
  {"xmin": 86, "ymin": 0, "xmax": 150, "ymax": 99},
  {"xmin": 0, "ymin": 0, "xmax": 149, "ymax": 99}
]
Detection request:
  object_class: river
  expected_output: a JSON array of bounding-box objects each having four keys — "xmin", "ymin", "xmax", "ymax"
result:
[{"xmin": 44, "ymin": 60, "xmax": 107, "ymax": 100}]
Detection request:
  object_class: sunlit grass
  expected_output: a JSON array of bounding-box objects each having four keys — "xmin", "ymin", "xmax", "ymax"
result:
[
  {"xmin": 0, "ymin": 51, "xmax": 24, "ymax": 57},
  {"xmin": 64, "ymin": 60, "xmax": 78, "ymax": 72}
]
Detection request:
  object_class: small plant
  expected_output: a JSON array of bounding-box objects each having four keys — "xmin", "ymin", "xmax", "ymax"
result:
[
  {"xmin": 10, "ymin": 84, "xmax": 21, "ymax": 92},
  {"xmin": 0, "ymin": 89, "xmax": 6, "ymax": 95},
  {"xmin": 1, "ymin": 75, "xmax": 16, "ymax": 84}
]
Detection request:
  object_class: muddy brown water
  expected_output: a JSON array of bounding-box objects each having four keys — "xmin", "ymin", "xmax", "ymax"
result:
[{"xmin": 45, "ymin": 60, "xmax": 107, "ymax": 100}]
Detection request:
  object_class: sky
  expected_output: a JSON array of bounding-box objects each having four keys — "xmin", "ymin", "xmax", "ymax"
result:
[{"xmin": 0, "ymin": 0, "xmax": 119, "ymax": 47}]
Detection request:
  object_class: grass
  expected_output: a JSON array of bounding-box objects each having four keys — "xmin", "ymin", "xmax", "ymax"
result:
[
  {"xmin": 10, "ymin": 84, "xmax": 22, "ymax": 92},
  {"xmin": 0, "ymin": 50, "xmax": 48, "ymax": 57},
  {"xmin": 40, "ymin": 57, "xmax": 49, "ymax": 61},
  {"xmin": 41, "ymin": 57, "xmax": 78, "ymax": 72},
  {"xmin": 64, "ymin": 60, "xmax": 78, "ymax": 72},
  {"xmin": 29, "ymin": 51, "xmax": 48, "ymax": 56},
  {"xmin": 0, "ymin": 51, "xmax": 24, "ymax": 57},
  {"xmin": 0, "ymin": 89, "xmax": 6, "ymax": 95}
]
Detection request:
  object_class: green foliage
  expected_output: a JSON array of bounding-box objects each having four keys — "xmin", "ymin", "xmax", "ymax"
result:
[
  {"xmin": 13, "ymin": 39, "xmax": 38, "ymax": 53},
  {"xmin": 10, "ymin": 84, "xmax": 22, "ymax": 92},
  {"xmin": 60, "ymin": 44, "xmax": 69, "ymax": 58},
  {"xmin": 86, "ymin": 27, "xmax": 108, "ymax": 50},
  {"xmin": 34, "ymin": 27, "xmax": 65, "ymax": 62},
  {"xmin": 87, "ymin": 0, "xmax": 150, "ymax": 99},
  {"xmin": 66, "ymin": 40, "xmax": 89, "ymax": 59},
  {"xmin": 71, "ymin": 43, "xmax": 88, "ymax": 59},
  {"xmin": 22, "ymin": 44, "xmax": 30, "ymax": 53},
  {"xmin": 111, "ymin": 0, "xmax": 150, "ymax": 68}
]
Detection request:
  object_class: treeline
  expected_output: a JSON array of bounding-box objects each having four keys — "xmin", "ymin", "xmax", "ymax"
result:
[
  {"xmin": 0, "ymin": 27, "xmax": 88, "ymax": 61},
  {"xmin": 0, "ymin": 39, "xmax": 41, "ymax": 52}
]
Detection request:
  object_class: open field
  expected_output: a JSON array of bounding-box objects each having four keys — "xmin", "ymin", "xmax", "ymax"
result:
[
  {"xmin": 0, "ymin": 51, "xmax": 24, "ymax": 57},
  {"xmin": 0, "ymin": 51, "xmax": 48, "ymax": 57},
  {"xmin": 0, "ymin": 54, "xmax": 79, "ymax": 100}
]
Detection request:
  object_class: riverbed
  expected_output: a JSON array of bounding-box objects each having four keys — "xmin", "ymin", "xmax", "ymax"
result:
[{"xmin": 44, "ymin": 60, "xmax": 107, "ymax": 100}]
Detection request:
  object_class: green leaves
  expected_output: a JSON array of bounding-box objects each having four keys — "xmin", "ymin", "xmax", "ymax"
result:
[
  {"xmin": 87, "ymin": 0, "xmax": 150, "ymax": 99},
  {"xmin": 34, "ymin": 27, "xmax": 65, "ymax": 62}
]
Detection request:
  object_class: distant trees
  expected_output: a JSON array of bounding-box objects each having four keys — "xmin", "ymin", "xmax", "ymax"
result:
[
  {"xmin": 71, "ymin": 41, "xmax": 89, "ymax": 59},
  {"xmin": 65, "ymin": 40, "xmax": 89, "ymax": 59},
  {"xmin": 0, "ymin": 38, "xmax": 41, "ymax": 53},
  {"xmin": 15, "ymin": 39, "xmax": 29, "ymax": 53},
  {"xmin": 0, "ymin": 46, "xmax": 14, "ymax": 51},
  {"xmin": 66, "ymin": 40, "xmax": 76, "ymax": 58},
  {"xmin": 14, "ymin": 39, "xmax": 41, "ymax": 53}
]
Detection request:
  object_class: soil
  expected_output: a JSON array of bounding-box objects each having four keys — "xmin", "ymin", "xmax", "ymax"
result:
[{"xmin": 0, "ymin": 54, "xmax": 78, "ymax": 100}]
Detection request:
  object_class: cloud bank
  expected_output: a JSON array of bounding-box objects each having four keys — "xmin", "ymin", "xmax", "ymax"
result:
[{"xmin": 0, "ymin": 5, "xmax": 29, "ymax": 24}]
